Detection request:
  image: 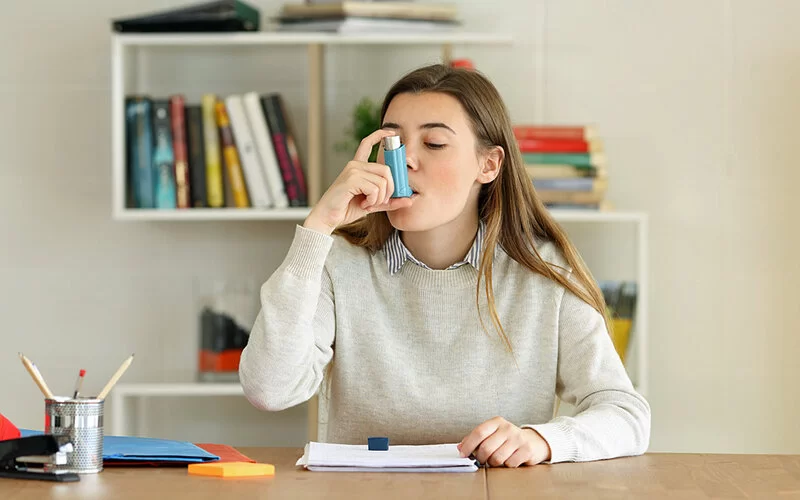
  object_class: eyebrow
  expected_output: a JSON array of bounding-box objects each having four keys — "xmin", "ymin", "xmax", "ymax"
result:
[{"xmin": 381, "ymin": 122, "xmax": 457, "ymax": 135}]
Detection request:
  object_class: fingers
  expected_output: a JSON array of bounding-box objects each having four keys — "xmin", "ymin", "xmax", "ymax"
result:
[
  {"xmin": 361, "ymin": 163, "xmax": 396, "ymax": 205},
  {"xmin": 354, "ymin": 129, "xmax": 398, "ymax": 163},
  {"xmin": 458, "ymin": 417, "xmax": 503, "ymax": 459},
  {"xmin": 503, "ymin": 449, "xmax": 529, "ymax": 469},
  {"xmin": 473, "ymin": 431, "xmax": 507, "ymax": 465},
  {"xmin": 350, "ymin": 172, "xmax": 388, "ymax": 209},
  {"xmin": 487, "ymin": 439, "xmax": 518, "ymax": 467}
]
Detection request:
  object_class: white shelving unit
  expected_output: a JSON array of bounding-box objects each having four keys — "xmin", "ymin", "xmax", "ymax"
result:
[
  {"xmin": 111, "ymin": 31, "xmax": 513, "ymax": 221},
  {"xmin": 109, "ymin": 31, "xmax": 648, "ymax": 441}
]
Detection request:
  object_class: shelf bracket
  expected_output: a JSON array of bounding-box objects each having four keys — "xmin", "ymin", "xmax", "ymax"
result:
[{"xmin": 307, "ymin": 43, "xmax": 324, "ymax": 206}]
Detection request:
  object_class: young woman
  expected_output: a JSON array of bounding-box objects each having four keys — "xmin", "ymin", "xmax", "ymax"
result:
[{"xmin": 240, "ymin": 64, "xmax": 650, "ymax": 468}]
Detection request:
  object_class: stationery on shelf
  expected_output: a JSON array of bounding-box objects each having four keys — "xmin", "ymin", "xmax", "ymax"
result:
[{"xmin": 296, "ymin": 441, "xmax": 479, "ymax": 473}]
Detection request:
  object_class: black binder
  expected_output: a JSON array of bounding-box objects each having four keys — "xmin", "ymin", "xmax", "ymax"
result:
[{"xmin": 112, "ymin": 0, "xmax": 260, "ymax": 33}]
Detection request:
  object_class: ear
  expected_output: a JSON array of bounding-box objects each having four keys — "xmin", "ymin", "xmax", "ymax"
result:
[{"xmin": 477, "ymin": 145, "xmax": 504, "ymax": 184}]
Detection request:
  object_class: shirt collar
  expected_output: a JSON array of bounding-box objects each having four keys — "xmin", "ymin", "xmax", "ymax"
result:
[{"xmin": 384, "ymin": 220, "xmax": 485, "ymax": 275}]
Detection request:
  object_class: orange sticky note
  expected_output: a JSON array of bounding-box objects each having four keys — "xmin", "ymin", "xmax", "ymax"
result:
[{"xmin": 188, "ymin": 461, "xmax": 275, "ymax": 478}]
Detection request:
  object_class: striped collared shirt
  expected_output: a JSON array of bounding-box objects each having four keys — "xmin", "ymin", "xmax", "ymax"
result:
[{"xmin": 384, "ymin": 221, "xmax": 485, "ymax": 275}]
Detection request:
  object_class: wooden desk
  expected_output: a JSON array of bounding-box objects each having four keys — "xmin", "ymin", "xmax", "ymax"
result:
[
  {"xmin": 491, "ymin": 453, "xmax": 800, "ymax": 499},
  {"xmin": 2, "ymin": 449, "xmax": 800, "ymax": 499}
]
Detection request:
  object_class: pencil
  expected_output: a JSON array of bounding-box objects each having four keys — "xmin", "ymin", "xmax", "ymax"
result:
[
  {"xmin": 18, "ymin": 353, "xmax": 55, "ymax": 399},
  {"xmin": 72, "ymin": 369, "xmax": 86, "ymax": 399},
  {"xmin": 97, "ymin": 354, "xmax": 135, "ymax": 400}
]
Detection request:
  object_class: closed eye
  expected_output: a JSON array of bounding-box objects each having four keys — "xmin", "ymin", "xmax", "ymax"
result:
[{"xmin": 425, "ymin": 143, "xmax": 446, "ymax": 150}]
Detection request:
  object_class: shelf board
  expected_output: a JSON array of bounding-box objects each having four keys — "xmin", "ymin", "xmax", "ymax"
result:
[
  {"xmin": 114, "ymin": 207, "xmax": 644, "ymax": 223},
  {"xmin": 547, "ymin": 209, "xmax": 647, "ymax": 223},
  {"xmin": 113, "ymin": 31, "xmax": 513, "ymax": 47},
  {"xmin": 115, "ymin": 383, "xmax": 243, "ymax": 396},
  {"xmin": 114, "ymin": 207, "xmax": 312, "ymax": 221}
]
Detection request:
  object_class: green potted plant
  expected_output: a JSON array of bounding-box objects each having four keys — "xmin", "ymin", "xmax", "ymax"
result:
[{"xmin": 335, "ymin": 97, "xmax": 382, "ymax": 162}]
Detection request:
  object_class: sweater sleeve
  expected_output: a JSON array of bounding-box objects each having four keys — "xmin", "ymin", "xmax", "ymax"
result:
[
  {"xmin": 522, "ymin": 287, "xmax": 651, "ymax": 463},
  {"xmin": 239, "ymin": 225, "xmax": 336, "ymax": 412}
]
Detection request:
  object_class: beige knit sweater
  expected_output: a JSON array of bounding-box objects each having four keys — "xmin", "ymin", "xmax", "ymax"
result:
[{"xmin": 240, "ymin": 225, "xmax": 650, "ymax": 463}]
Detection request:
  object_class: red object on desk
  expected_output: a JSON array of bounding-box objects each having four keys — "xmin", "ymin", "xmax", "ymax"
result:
[
  {"xmin": 0, "ymin": 413, "xmax": 21, "ymax": 441},
  {"xmin": 102, "ymin": 443, "xmax": 256, "ymax": 467}
]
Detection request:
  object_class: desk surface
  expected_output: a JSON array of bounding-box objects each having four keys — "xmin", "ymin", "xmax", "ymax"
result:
[{"xmin": 3, "ymin": 448, "xmax": 800, "ymax": 500}]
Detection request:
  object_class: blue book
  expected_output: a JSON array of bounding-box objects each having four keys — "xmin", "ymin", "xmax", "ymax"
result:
[
  {"xmin": 534, "ymin": 177, "xmax": 597, "ymax": 192},
  {"xmin": 125, "ymin": 97, "xmax": 155, "ymax": 209},
  {"xmin": 152, "ymin": 99, "xmax": 178, "ymax": 209}
]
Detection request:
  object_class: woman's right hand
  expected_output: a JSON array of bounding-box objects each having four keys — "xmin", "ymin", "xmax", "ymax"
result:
[{"xmin": 303, "ymin": 129, "xmax": 414, "ymax": 235}]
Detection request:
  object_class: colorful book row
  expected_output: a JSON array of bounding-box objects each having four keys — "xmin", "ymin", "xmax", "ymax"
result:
[{"xmin": 125, "ymin": 92, "xmax": 307, "ymax": 210}]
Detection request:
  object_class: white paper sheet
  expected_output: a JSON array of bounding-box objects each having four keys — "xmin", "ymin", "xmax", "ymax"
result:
[{"xmin": 296, "ymin": 442, "xmax": 479, "ymax": 473}]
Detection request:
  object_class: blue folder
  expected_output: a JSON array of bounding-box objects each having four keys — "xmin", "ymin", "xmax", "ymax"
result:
[{"xmin": 21, "ymin": 429, "xmax": 219, "ymax": 463}]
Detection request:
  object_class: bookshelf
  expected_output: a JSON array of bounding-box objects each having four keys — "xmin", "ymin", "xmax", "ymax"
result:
[
  {"xmin": 109, "ymin": 31, "xmax": 648, "ymax": 442},
  {"xmin": 110, "ymin": 31, "xmax": 513, "ymax": 221}
]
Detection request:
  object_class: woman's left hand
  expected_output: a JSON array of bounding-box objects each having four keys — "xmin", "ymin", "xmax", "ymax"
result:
[{"xmin": 457, "ymin": 416, "xmax": 551, "ymax": 468}]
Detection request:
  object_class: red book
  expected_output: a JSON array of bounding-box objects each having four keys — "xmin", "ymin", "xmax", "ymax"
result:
[
  {"xmin": 169, "ymin": 95, "xmax": 191, "ymax": 209},
  {"xmin": 513, "ymin": 125, "xmax": 596, "ymax": 141},
  {"xmin": 517, "ymin": 138, "xmax": 595, "ymax": 153}
]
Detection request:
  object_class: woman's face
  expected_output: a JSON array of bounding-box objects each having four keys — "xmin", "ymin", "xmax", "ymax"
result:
[{"xmin": 380, "ymin": 91, "xmax": 497, "ymax": 232}]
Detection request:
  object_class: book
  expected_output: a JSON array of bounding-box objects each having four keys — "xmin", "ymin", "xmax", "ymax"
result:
[
  {"xmin": 517, "ymin": 138, "xmax": 603, "ymax": 154},
  {"xmin": 281, "ymin": 2, "xmax": 458, "ymax": 22},
  {"xmin": 185, "ymin": 105, "xmax": 208, "ymax": 207},
  {"xmin": 533, "ymin": 177, "xmax": 607, "ymax": 193},
  {"xmin": 276, "ymin": 17, "xmax": 459, "ymax": 33},
  {"xmin": 201, "ymin": 94, "xmax": 225, "ymax": 207},
  {"xmin": 152, "ymin": 100, "xmax": 178, "ymax": 209},
  {"xmin": 224, "ymin": 94, "xmax": 273, "ymax": 208},
  {"xmin": 296, "ymin": 442, "xmax": 478, "ymax": 473},
  {"xmin": 537, "ymin": 189, "xmax": 606, "ymax": 205},
  {"xmin": 514, "ymin": 125, "xmax": 597, "ymax": 141},
  {"xmin": 522, "ymin": 152, "xmax": 606, "ymax": 168},
  {"xmin": 214, "ymin": 101, "xmax": 250, "ymax": 208},
  {"xmin": 526, "ymin": 164, "xmax": 601, "ymax": 179},
  {"xmin": 261, "ymin": 94, "xmax": 307, "ymax": 206},
  {"xmin": 169, "ymin": 95, "xmax": 192, "ymax": 209},
  {"xmin": 243, "ymin": 92, "xmax": 290, "ymax": 208},
  {"xmin": 112, "ymin": 0, "xmax": 260, "ymax": 33},
  {"xmin": 125, "ymin": 97, "xmax": 155, "ymax": 209}
]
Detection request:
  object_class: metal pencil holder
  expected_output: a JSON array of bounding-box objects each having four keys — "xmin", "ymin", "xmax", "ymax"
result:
[{"xmin": 44, "ymin": 397, "xmax": 104, "ymax": 474}]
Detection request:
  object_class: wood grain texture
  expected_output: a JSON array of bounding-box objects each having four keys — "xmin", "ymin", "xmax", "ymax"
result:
[{"xmin": 487, "ymin": 453, "xmax": 800, "ymax": 499}]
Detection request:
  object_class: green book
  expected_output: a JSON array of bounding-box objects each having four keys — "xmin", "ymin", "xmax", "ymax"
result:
[{"xmin": 522, "ymin": 152, "xmax": 605, "ymax": 168}]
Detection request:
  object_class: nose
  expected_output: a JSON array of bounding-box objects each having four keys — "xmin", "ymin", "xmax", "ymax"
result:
[{"xmin": 404, "ymin": 144, "xmax": 419, "ymax": 171}]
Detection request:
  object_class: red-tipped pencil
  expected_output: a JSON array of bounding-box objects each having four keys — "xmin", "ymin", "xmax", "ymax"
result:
[{"xmin": 72, "ymin": 369, "xmax": 86, "ymax": 399}]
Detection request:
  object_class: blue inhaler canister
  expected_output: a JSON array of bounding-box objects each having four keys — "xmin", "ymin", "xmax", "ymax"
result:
[{"xmin": 383, "ymin": 135, "xmax": 412, "ymax": 198}]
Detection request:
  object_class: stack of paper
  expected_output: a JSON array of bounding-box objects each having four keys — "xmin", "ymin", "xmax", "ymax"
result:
[{"xmin": 296, "ymin": 442, "xmax": 478, "ymax": 473}]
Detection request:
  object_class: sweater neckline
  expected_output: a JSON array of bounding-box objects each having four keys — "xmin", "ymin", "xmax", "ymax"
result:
[{"xmin": 395, "ymin": 259, "xmax": 479, "ymax": 289}]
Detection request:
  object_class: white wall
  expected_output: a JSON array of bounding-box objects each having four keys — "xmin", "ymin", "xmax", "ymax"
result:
[{"xmin": 1, "ymin": 0, "xmax": 798, "ymax": 453}]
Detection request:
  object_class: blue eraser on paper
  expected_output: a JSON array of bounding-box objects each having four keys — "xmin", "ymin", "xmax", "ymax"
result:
[{"xmin": 368, "ymin": 437, "xmax": 389, "ymax": 451}]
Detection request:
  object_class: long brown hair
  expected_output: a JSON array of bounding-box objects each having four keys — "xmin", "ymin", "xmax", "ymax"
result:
[{"xmin": 335, "ymin": 64, "xmax": 611, "ymax": 353}]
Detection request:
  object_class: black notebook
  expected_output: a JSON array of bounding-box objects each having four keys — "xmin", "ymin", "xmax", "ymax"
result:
[{"xmin": 112, "ymin": 0, "xmax": 260, "ymax": 33}]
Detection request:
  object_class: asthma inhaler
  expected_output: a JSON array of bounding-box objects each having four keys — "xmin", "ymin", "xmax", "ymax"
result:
[{"xmin": 383, "ymin": 135, "xmax": 412, "ymax": 198}]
